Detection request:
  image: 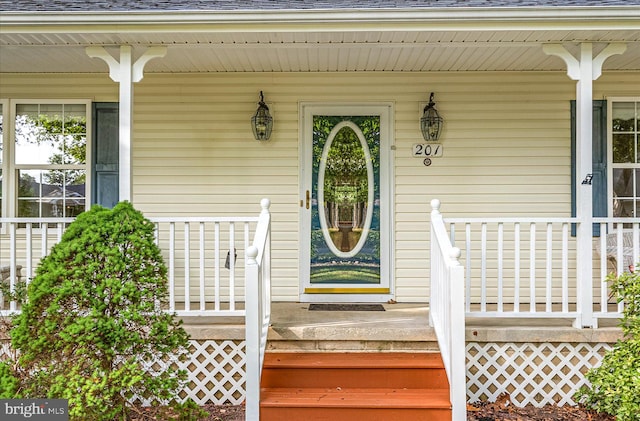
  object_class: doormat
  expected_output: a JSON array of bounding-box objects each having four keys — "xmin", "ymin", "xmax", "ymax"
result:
[{"xmin": 308, "ymin": 304, "xmax": 385, "ymax": 312}]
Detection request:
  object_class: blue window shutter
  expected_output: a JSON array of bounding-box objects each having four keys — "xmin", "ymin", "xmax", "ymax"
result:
[
  {"xmin": 92, "ymin": 103, "xmax": 119, "ymax": 208},
  {"xmin": 571, "ymin": 100, "xmax": 607, "ymax": 236}
]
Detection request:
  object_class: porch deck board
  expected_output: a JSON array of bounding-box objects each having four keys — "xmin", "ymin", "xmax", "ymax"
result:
[{"xmin": 179, "ymin": 302, "xmax": 623, "ymax": 345}]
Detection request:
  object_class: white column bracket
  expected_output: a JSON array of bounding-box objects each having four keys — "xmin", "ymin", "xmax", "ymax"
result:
[
  {"xmin": 86, "ymin": 46, "xmax": 122, "ymax": 82},
  {"xmin": 133, "ymin": 47, "xmax": 168, "ymax": 82},
  {"xmin": 543, "ymin": 43, "xmax": 626, "ymax": 81},
  {"xmin": 86, "ymin": 46, "xmax": 167, "ymax": 83},
  {"xmin": 592, "ymin": 43, "xmax": 627, "ymax": 80}
]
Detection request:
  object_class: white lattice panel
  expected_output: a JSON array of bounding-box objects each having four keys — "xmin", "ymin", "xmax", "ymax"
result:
[
  {"xmin": 181, "ymin": 340, "xmax": 246, "ymax": 405},
  {"xmin": 0, "ymin": 341, "xmax": 11, "ymax": 360},
  {"xmin": 467, "ymin": 342, "xmax": 612, "ymax": 407},
  {"xmin": 3, "ymin": 338, "xmax": 246, "ymax": 406},
  {"xmin": 132, "ymin": 339, "xmax": 247, "ymax": 406}
]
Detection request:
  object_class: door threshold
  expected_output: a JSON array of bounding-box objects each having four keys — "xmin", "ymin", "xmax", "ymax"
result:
[{"xmin": 300, "ymin": 292, "xmax": 393, "ymax": 303}]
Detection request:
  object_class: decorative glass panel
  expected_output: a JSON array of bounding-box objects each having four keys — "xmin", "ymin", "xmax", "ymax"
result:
[{"xmin": 310, "ymin": 116, "xmax": 380, "ymax": 285}]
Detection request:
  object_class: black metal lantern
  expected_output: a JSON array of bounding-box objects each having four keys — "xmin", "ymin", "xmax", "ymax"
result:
[
  {"xmin": 251, "ymin": 91, "xmax": 273, "ymax": 141},
  {"xmin": 420, "ymin": 92, "xmax": 443, "ymax": 142}
]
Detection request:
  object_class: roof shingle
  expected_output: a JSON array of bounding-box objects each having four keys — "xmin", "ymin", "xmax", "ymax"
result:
[{"xmin": 2, "ymin": 0, "xmax": 640, "ymax": 12}]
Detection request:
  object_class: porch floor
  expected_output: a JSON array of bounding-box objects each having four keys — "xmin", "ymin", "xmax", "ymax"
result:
[{"xmin": 181, "ymin": 302, "xmax": 623, "ymax": 347}]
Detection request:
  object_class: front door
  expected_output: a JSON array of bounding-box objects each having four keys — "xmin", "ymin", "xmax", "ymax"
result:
[{"xmin": 300, "ymin": 104, "xmax": 392, "ymax": 302}]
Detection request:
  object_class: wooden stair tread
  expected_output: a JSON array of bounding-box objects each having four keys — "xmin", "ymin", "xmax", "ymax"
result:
[
  {"xmin": 261, "ymin": 387, "xmax": 451, "ymax": 409},
  {"xmin": 263, "ymin": 352, "xmax": 444, "ymax": 369}
]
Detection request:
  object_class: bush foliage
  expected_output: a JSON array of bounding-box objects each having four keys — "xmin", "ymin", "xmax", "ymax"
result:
[
  {"xmin": 5, "ymin": 202, "xmax": 196, "ymax": 420},
  {"xmin": 575, "ymin": 269, "xmax": 640, "ymax": 421}
]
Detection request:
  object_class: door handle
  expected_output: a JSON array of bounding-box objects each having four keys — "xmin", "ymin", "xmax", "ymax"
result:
[{"xmin": 306, "ymin": 190, "xmax": 310, "ymax": 209}]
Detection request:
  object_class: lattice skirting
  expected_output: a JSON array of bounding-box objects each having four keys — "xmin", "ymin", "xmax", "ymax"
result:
[
  {"xmin": 174, "ymin": 340, "xmax": 246, "ymax": 405},
  {"xmin": 467, "ymin": 342, "xmax": 612, "ymax": 407},
  {"xmin": 0, "ymin": 339, "xmax": 247, "ymax": 406},
  {"xmin": 1, "ymin": 340, "xmax": 615, "ymax": 407},
  {"xmin": 135, "ymin": 339, "xmax": 247, "ymax": 406}
]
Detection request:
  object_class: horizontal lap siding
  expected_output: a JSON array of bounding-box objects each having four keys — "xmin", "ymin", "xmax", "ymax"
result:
[
  {"xmin": 135, "ymin": 72, "xmax": 571, "ymax": 302},
  {"xmin": 394, "ymin": 72, "xmax": 575, "ymax": 302},
  {"xmin": 2, "ymin": 71, "xmax": 639, "ymax": 302}
]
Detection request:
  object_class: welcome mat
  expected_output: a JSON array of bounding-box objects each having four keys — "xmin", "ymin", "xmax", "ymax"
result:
[{"xmin": 308, "ymin": 303, "xmax": 385, "ymax": 312}]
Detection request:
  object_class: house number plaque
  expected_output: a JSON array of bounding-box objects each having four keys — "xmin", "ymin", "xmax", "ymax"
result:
[{"xmin": 413, "ymin": 143, "xmax": 443, "ymax": 158}]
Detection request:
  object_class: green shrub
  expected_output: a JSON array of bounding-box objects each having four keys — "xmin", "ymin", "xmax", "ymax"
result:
[
  {"xmin": 575, "ymin": 269, "xmax": 640, "ymax": 421},
  {"xmin": 10, "ymin": 202, "xmax": 199, "ymax": 420},
  {"xmin": 0, "ymin": 361, "xmax": 19, "ymax": 398}
]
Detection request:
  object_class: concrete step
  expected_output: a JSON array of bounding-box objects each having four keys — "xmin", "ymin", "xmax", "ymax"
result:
[
  {"xmin": 266, "ymin": 339, "xmax": 440, "ymax": 352},
  {"xmin": 260, "ymin": 352, "xmax": 451, "ymax": 421}
]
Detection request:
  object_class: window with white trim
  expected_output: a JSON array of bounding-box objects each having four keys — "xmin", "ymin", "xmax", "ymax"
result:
[
  {"xmin": 610, "ymin": 99, "xmax": 640, "ymax": 218},
  {"xmin": 2, "ymin": 100, "xmax": 91, "ymax": 218}
]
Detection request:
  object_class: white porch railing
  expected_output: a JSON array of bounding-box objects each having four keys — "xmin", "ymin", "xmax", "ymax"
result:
[
  {"xmin": 0, "ymin": 202, "xmax": 272, "ymax": 317},
  {"xmin": 244, "ymin": 199, "xmax": 272, "ymax": 421},
  {"xmin": 0, "ymin": 218, "xmax": 74, "ymax": 312},
  {"xmin": 429, "ymin": 199, "xmax": 467, "ymax": 421},
  {"xmin": 593, "ymin": 218, "xmax": 638, "ymax": 320},
  {"xmin": 442, "ymin": 208, "xmax": 627, "ymax": 327}
]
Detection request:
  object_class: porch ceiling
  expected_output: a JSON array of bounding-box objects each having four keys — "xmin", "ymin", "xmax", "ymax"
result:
[{"xmin": 1, "ymin": 29, "xmax": 640, "ymax": 73}]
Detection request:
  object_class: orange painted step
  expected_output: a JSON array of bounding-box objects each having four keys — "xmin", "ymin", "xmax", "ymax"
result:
[
  {"xmin": 260, "ymin": 388, "xmax": 451, "ymax": 421},
  {"xmin": 260, "ymin": 352, "xmax": 451, "ymax": 421},
  {"xmin": 262, "ymin": 352, "xmax": 449, "ymax": 389}
]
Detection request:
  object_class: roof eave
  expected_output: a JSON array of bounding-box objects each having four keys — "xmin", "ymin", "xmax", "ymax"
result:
[{"xmin": 1, "ymin": 6, "xmax": 640, "ymax": 33}]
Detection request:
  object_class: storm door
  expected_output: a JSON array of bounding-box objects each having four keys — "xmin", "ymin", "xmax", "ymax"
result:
[{"xmin": 300, "ymin": 105, "xmax": 392, "ymax": 301}]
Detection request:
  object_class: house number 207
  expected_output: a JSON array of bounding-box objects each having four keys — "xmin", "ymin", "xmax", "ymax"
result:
[{"xmin": 412, "ymin": 143, "xmax": 443, "ymax": 157}]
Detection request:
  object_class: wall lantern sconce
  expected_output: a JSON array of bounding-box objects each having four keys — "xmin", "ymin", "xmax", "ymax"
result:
[
  {"xmin": 420, "ymin": 92, "xmax": 443, "ymax": 142},
  {"xmin": 251, "ymin": 91, "xmax": 273, "ymax": 141}
]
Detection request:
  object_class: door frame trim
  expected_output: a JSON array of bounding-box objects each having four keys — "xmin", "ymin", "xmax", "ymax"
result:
[{"xmin": 298, "ymin": 102, "xmax": 395, "ymax": 303}]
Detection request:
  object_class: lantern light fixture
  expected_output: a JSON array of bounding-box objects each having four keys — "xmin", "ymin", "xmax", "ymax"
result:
[
  {"xmin": 252, "ymin": 90, "xmax": 273, "ymax": 141},
  {"xmin": 420, "ymin": 92, "xmax": 443, "ymax": 142}
]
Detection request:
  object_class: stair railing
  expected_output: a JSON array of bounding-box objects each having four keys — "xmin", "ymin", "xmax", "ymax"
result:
[
  {"xmin": 244, "ymin": 198, "xmax": 272, "ymax": 421},
  {"xmin": 430, "ymin": 199, "xmax": 467, "ymax": 421}
]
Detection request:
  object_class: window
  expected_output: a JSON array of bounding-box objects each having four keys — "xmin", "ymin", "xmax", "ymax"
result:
[
  {"xmin": 610, "ymin": 99, "xmax": 640, "ymax": 218},
  {"xmin": 4, "ymin": 100, "xmax": 91, "ymax": 218}
]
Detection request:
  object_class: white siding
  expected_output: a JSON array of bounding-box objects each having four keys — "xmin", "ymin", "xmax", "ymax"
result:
[{"xmin": 2, "ymin": 71, "xmax": 639, "ymax": 302}]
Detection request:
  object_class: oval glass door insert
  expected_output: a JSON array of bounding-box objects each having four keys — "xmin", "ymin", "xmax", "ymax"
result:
[{"xmin": 317, "ymin": 121, "xmax": 374, "ymax": 258}]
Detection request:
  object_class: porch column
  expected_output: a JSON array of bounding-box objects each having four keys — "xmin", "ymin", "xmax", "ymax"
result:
[
  {"xmin": 543, "ymin": 42, "xmax": 626, "ymax": 328},
  {"xmin": 86, "ymin": 46, "xmax": 167, "ymax": 202}
]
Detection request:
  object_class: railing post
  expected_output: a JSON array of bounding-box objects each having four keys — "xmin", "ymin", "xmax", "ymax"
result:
[
  {"xmin": 449, "ymin": 247, "xmax": 466, "ymax": 421},
  {"xmin": 245, "ymin": 245, "xmax": 260, "ymax": 421},
  {"xmin": 430, "ymin": 199, "xmax": 467, "ymax": 421},
  {"xmin": 575, "ymin": 221, "xmax": 595, "ymax": 328},
  {"xmin": 429, "ymin": 199, "xmax": 441, "ymax": 328}
]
